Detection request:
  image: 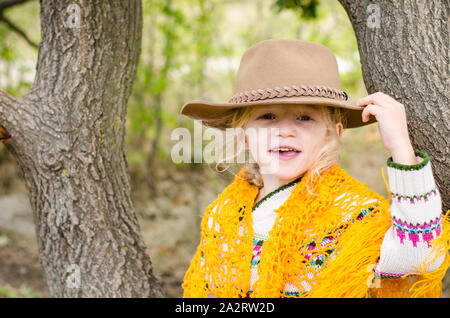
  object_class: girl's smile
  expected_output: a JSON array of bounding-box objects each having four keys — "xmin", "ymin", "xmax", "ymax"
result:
[{"xmin": 269, "ymin": 144, "xmax": 302, "ymax": 161}]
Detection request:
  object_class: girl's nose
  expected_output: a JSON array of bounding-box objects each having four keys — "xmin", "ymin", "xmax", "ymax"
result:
[{"xmin": 276, "ymin": 117, "xmax": 296, "ymax": 137}]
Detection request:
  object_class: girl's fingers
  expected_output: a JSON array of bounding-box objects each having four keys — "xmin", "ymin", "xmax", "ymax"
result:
[
  {"xmin": 361, "ymin": 104, "xmax": 380, "ymax": 122},
  {"xmin": 356, "ymin": 92, "xmax": 390, "ymax": 108}
]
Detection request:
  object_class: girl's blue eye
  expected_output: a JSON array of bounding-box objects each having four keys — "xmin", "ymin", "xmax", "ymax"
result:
[
  {"xmin": 258, "ymin": 113, "xmax": 275, "ymax": 120},
  {"xmin": 298, "ymin": 115, "xmax": 311, "ymax": 121},
  {"xmin": 257, "ymin": 113, "xmax": 312, "ymax": 121}
]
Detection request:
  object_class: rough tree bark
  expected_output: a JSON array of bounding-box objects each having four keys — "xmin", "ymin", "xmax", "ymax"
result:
[
  {"xmin": 337, "ymin": 0, "xmax": 449, "ymax": 212},
  {"xmin": 0, "ymin": 0, "xmax": 164, "ymax": 297}
]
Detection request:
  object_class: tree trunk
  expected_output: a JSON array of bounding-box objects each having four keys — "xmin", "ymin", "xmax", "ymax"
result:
[
  {"xmin": 0, "ymin": 0, "xmax": 164, "ymax": 297},
  {"xmin": 337, "ymin": 0, "xmax": 449, "ymax": 212}
]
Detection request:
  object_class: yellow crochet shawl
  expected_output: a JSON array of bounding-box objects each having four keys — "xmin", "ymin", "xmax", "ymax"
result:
[{"xmin": 183, "ymin": 164, "xmax": 450, "ymax": 298}]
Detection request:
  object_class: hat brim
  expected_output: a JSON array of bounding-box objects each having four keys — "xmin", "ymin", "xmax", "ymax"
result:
[{"xmin": 180, "ymin": 95, "xmax": 377, "ymax": 129}]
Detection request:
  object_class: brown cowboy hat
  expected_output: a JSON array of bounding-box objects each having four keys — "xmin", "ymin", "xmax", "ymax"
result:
[{"xmin": 180, "ymin": 38, "xmax": 376, "ymax": 129}]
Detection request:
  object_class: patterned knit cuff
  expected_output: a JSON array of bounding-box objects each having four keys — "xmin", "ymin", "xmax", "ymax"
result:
[
  {"xmin": 386, "ymin": 150, "xmax": 437, "ymax": 205},
  {"xmin": 386, "ymin": 149, "xmax": 441, "ymax": 226}
]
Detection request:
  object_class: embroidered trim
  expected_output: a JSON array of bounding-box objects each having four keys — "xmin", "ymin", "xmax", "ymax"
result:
[
  {"xmin": 374, "ymin": 270, "xmax": 414, "ymax": 279},
  {"xmin": 356, "ymin": 206, "xmax": 377, "ymax": 220},
  {"xmin": 391, "ymin": 188, "xmax": 438, "ymax": 204},
  {"xmin": 247, "ymin": 288, "xmax": 302, "ymax": 297},
  {"xmin": 251, "ymin": 238, "xmax": 264, "ymax": 266},
  {"xmin": 252, "ymin": 174, "xmax": 303, "ymax": 212},
  {"xmin": 228, "ymin": 85, "xmax": 349, "ymax": 104},
  {"xmin": 301, "ymin": 236, "xmax": 338, "ymax": 269},
  {"xmin": 386, "ymin": 150, "xmax": 429, "ymax": 171},
  {"xmin": 392, "ymin": 215, "xmax": 442, "ymax": 247}
]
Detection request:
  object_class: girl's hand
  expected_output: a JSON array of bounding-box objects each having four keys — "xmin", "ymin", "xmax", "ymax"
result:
[{"xmin": 356, "ymin": 92, "xmax": 417, "ymax": 165}]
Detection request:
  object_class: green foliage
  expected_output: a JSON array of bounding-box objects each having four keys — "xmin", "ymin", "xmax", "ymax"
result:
[
  {"xmin": 272, "ymin": 0, "xmax": 320, "ymax": 19},
  {"xmin": 0, "ymin": 0, "xmax": 39, "ymax": 98}
]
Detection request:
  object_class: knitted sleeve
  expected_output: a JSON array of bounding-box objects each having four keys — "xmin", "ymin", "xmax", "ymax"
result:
[{"xmin": 373, "ymin": 150, "xmax": 446, "ymax": 279}]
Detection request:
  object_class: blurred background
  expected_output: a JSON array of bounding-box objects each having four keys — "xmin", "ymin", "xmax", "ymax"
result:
[{"xmin": 0, "ymin": 0, "xmax": 447, "ymax": 297}]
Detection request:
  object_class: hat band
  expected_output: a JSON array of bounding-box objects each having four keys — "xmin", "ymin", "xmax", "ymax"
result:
[{"xmin": 228, "ymin": 85, "xmax": 348, "ymax": 104}]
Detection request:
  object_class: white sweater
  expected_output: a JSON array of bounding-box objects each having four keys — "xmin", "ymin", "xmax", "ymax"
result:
[{"xmin": 249, "ymin": 149, "xmax": 444, "ymax": 294}]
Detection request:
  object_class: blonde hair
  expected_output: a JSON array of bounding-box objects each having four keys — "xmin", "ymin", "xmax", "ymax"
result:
[{"xmin": 213, "ymin": 104, "xmax": 347, "ymax": 195}]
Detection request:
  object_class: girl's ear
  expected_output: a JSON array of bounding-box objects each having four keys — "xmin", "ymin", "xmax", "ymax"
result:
[{"xmin": 336, "ymin": 122, "xmax": 343, "ymax": 137}]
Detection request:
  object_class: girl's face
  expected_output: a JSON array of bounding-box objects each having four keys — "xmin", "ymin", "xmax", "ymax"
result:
[{"xmin": 244, "ymin": 104, "xmax": 341, "ymax": 183}]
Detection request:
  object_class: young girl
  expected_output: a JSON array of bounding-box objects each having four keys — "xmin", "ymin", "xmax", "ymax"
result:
[{"xmin": 179, "ymin": 39, "xmax": 449, "ymax": 298}]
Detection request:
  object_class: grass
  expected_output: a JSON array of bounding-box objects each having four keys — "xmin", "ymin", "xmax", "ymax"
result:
[{"xmin": 0, "ymin": 283, "xmax": 41, "ymax": 298}]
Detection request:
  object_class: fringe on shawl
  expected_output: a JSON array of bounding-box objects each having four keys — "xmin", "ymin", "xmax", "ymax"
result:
[
  {"xmin": 182, "ymin": 169, "xmax": 258, "ymax": 298},
  {"xmin": 302, "ymin": 168, "xmax": 450, "ymax": 298}
]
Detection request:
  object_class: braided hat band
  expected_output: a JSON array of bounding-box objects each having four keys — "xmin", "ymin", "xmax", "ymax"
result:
[{"xmin": 228, "ymin": 85, "xmax": 348, "ymax": 104}]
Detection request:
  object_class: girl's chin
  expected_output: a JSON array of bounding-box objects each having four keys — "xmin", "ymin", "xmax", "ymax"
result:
[
  {"xmin": 258, "ymin": 166, "xmax": 307, "ymax": 181},
  {"xmin": 277, "ymin": 172, "xmax": 305, "ymax": 181}
]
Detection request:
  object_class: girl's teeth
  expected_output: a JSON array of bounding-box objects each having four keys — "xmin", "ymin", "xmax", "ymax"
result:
[{"xmin": 273, "ymin": 148, "xmax": 297, "ymax": 152}]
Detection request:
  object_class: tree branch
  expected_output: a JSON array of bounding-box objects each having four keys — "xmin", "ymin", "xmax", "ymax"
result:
[
  {"xmin": 0, "ymin": 88, "xmax": 38, "ymax": 150},
  {"xmin": 0, "ymin": 0, "xmax": 38, "ymax": 139},
  {"xmin": 0, "ymin": 0, "xmax": 30, "ymax": 12},
  {"xmin": 0, "ymin": 0, "xmax": 38, "ymax": 49},
  {"xmin": 0, "ymin": 15, "xmax": 38, "ymax": 48},
  {"xmin": 0, "ymin": 88, "xmax": 20, "ymax": 138},
  {"xmin": 0, "ymin": 88, "xmax": 19, "ymax": 108}
]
